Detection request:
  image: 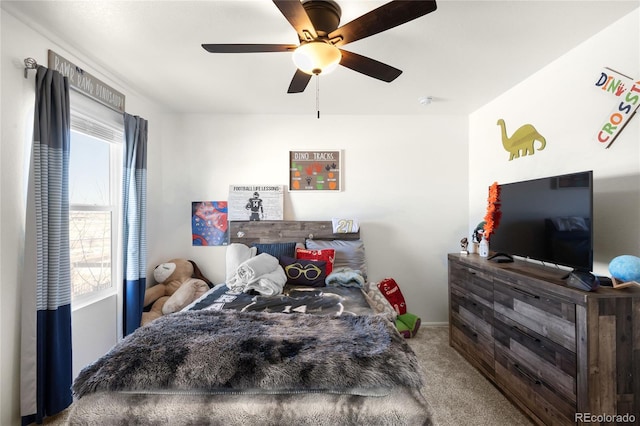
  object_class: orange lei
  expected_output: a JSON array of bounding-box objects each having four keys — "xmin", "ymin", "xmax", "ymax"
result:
[{"xmin": 483, "ymin": 182, "xmax": 501, "ymax": 241}]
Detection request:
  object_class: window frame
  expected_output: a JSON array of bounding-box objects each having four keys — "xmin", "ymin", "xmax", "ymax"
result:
[{"xmin": 68, "ymin": 101, "xmax": 124, "ymax": 312}]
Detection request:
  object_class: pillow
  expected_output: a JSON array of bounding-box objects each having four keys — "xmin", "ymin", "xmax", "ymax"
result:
[
  {"xmin": 295, "ymin": 248, "xmax": 335, "ymax": 275},
  {"xmin": 377, "ymin": 278, "xmax": 407, "ymax": 315},
  {"xmin": 252, "ymin": 242, "xmax": 297, "ymax": 260},
  {"xmin": 279, "ymin": 256, "xmax": 327, "ymax": 287},
  {"xmin": 305, "ymin": 239, "xmax": 367, "ymax": 279},
  {"xmin": 363, "ymin": 281, "xmax": 397, "ymax": 318}
]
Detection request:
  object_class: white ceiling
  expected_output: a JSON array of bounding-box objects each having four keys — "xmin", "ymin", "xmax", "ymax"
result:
[{"xmin": 3, "ymin": 0, "xmax": 639, "ymax": 115}]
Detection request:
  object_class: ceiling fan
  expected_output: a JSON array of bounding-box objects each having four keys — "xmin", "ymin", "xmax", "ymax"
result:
[{"xmin": 202, "ymin": 0, "xmax": 437, "ymax": 94}]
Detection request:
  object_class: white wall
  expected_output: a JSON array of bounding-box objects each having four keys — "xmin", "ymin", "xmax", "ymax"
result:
[
  {"xmin": 0, "ymin": 10, "xmax": 165, "ymax": 426},
  {"xmin": 150, "ymin": 113, "xmax": 469, "ymax": 323},
  {"xmin": 469, "ymin": 10, "xmax": 640, "ymax": 275}
]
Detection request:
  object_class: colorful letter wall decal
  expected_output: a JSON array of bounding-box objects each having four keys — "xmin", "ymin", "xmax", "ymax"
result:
[{"xmin": 594, "ymin": 67, "xmax": 640, "ymax": 148}]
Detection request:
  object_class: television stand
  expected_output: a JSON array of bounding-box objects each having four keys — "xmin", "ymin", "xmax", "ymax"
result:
[
  {"xmin": 448, "ymin": 253, "xmax": 640, "ymax": 426},
  {"xmin": 487, "ymin": 252, "xmax": 513, "ymax": 263}
]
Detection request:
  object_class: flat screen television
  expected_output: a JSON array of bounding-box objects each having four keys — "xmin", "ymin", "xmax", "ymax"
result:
[{"xmin": 488, "ymin": 171, "xmax": 594, "ymax": 272}]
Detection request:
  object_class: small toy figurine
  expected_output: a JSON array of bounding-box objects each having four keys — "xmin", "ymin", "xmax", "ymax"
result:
[{"xmin": 460, "ymin": 237, "xmax": 469, "ymax": 255}]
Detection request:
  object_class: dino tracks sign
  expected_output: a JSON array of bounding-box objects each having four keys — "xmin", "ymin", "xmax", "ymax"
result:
[{"xmin": 289, "ymin": 150, "xmax": 341, "ymax": 191}]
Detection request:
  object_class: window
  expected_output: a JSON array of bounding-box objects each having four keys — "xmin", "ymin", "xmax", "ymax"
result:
[{"xmin": 69, "ymin": 106, "xmax": 123, "ymax": 306}]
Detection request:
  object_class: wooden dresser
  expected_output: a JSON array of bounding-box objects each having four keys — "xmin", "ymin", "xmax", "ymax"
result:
[{"xmin": 448, "ymin": 253, "xmax": 640, "ymax": 426}]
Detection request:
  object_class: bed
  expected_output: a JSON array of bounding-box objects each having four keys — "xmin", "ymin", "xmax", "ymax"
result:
[{"xmin": 67, "ymin": 221, "xmax": 433, "ymax": 425}]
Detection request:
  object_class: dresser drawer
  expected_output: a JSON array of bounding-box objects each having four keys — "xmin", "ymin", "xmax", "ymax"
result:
[
  {"xmin": 450, "ymin": 312, "xmax": 495, "ymax": 378},
  {"xmin": 494, "ymin": 311, "xmax": 576, "ymax": 403},
  {"xmin": 493, "ymin": 278, "xmax": 576, "ymax": 352},
  {"xmin": 495, "ymin": 344, "xmax": 576, "ymax": 426},
  {"xmin": 449, "ymin": 260, "xmax": 495, "ymax": 377},
  {"xmin": 449, "ymin": 262, "xmax": 493, "ymax": 303},
  {"xmin": 450, "ymin": 282, "xmax": 493, "ymax": 327}
]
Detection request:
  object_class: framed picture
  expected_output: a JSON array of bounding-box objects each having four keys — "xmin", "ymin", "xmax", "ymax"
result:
[
  {"xmin": 228, "ymin": 185, "xmax": 284, "ymax": 221},
  {"xmin": 192, "ymin": 201, "xmax": 228, "ymax": 246},
  {"xmin": 289, "ymin": 150, "xmax": 341, "ymax": 191}
]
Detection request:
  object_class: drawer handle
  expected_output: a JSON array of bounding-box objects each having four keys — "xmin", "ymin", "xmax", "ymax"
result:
[
  {"xmin": 514, "ymin": 363, "xmax": 541, "ymax": 386},
  {"xmin": 511, "ymin": 286, "xmax": 540, "ymax": 299},
  {"xmin": 460, "ymin": 323, "xmax": 478, "ymax": 338},
  {"xmin": 511, "ymin": 326, "xmax": 541, "ymax": 344}
]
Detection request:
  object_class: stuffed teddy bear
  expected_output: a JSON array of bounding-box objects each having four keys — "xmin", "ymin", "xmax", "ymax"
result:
[{"xmin": 141, "ymin": 259, "xmax": 212, "ymax": 326}]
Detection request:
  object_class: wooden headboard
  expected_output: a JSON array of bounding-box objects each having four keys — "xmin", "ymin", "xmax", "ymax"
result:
[{"xmin": 229, "ymin": 221, "xmax": 360, "ymax": 245}]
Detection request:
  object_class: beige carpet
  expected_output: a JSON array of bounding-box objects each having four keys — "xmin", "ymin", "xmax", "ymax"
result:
[
  {"xmin": 407, "ymin": 326, "xmax": 533, "ymax": 426},
  {"xmin": 46, "ymin": 326, "xmax": 533, "ymax": 425}
]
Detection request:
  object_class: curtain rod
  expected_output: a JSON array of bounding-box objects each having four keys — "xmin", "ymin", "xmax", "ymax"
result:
[{"xmin": 24, "ymin": 57, "xmax": 38, "ymax": 78}]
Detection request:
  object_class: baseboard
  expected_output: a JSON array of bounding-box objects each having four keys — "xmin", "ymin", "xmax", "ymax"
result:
[{"xmin": 420, "ymin": 322, "xmax": 448, "ymax": 327}]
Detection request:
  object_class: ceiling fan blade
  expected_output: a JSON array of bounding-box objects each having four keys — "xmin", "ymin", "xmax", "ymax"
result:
[
  {"xmin": 339, "ymin": 50, "xmax": 402, "ymax": 82},
  {"xmin": 273, "ymin": 0, "xmax": 317, "ymax": 41},
  {"xmin": 287, "ymin": 69, "xmax": 313, "ymax": 93},
  {"xmin": 202, "ymin": 44, "xmax": 297, "ymax": 53},
  {"xmin": 329, "ymin": 0, "xmax": 437, "ymax": 47}
]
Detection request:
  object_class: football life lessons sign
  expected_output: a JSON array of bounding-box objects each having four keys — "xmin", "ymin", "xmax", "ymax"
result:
[
  {"xmin": 289, "ymin": 150, "xmax": 341, "ymax": 191},
  {"xmin": 228, "ymin": 185, "xmax": 284, "ymax": 221}
]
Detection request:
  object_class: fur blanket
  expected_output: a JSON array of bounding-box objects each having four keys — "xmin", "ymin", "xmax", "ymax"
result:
[
  {"xmin": 68, "ymin": 388, "xmax": 433, "ymax": 426},
  {"xmin": 73, "ymin": 310, "xmax": 424, "ymax": 398}
]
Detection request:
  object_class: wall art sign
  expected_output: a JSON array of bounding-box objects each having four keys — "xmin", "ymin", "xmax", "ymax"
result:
[
  {"xmin": 228, "ymin": 185, "xmax": 284, "ymax": 221},
  {"xmin": 192, "ymin": 201, "xmax": 228, "ymax": 246},
  {"xmin": 48, "ymin": 50, "xmax": 126, "ymax": 113},
  {"xmin": 594, "ymin": 67, "xmax": 640, "ymax": 148},
  {"xmin": 289, "ymin": 150, "xmax": 341, "ymax": 191}
]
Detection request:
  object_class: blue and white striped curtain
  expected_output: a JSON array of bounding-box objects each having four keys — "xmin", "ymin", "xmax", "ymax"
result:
[
  {"xmin": 122, "ymin": 113, "xmax": 148, "ymax": 336},
  {"xmin": 21, "ymin": 66, "xmax": 73, "ymax": 425}
]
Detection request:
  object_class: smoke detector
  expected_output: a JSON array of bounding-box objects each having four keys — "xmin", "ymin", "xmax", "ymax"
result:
[{"xmin": 419, "ymin": 96, "xmax": 433, "ymax": 106}]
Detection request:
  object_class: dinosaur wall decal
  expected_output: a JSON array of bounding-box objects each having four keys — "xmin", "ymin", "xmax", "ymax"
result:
[{"xmin": 497, "ymin": 119, "xmax": 546, "ymax": 161}]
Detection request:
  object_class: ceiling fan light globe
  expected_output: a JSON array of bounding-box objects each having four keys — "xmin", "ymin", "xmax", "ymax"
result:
[{"xmin": 292, "ymin": 42, "xmax": 341, "ymax": 75}]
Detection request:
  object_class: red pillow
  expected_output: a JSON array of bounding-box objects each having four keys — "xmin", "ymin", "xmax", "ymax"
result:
[
  {"xmin": 296, "ymin": 248, "xmax": 335, "ymax": 275},
  {"xmin": 377, "ymin": 278, "xmax": 407, "ymax": 315}
]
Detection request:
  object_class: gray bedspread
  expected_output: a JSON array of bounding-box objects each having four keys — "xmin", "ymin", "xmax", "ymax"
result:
[
  {"xmin": 73, "ymin": 310, "xmax": 422, "ymax": 397},
  {"xmin": 69, "ymin": 287, "xmax": 433, "ymax": 425},
  {"xmin": 68, "ymin": 387, "xmax": 432, "ymax": 425}
]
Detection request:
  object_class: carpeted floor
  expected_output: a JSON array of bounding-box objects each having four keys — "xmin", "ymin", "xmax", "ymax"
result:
[
  {"xmin": 46, "ymin": 325, "xmax": 533, "ymax": 425},
  {"xmin": 407, "ymin": 326, "xmax": 533, "ymax": 426}
]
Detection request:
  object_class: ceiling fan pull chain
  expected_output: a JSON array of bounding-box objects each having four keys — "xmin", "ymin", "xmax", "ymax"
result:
[{"xmin": 316, "ymin": 74, "xmax": 320, "ymax": 119}]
